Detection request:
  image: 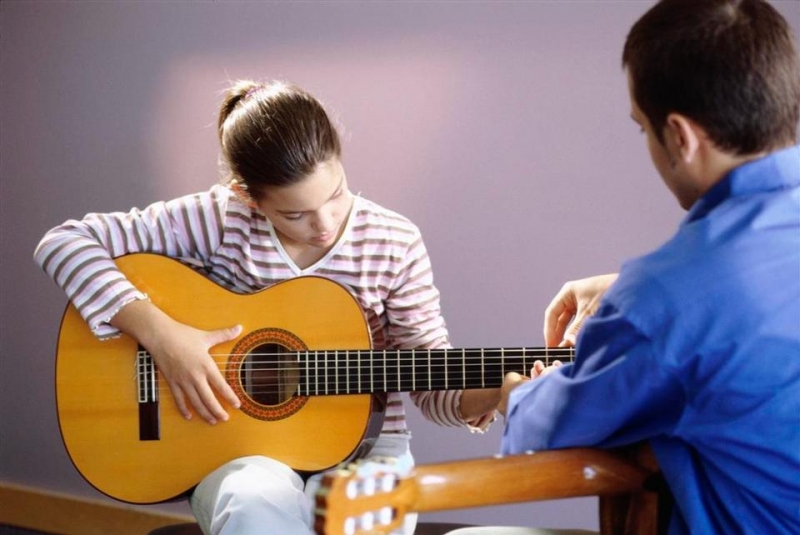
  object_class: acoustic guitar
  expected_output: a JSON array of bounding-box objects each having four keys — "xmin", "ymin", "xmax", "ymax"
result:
[{"xmin": 55, "ymin": 253, "xmax": 573, "ymax": 504}]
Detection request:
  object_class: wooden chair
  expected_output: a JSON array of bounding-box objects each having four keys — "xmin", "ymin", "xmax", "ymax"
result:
[{"xmin": 313, "ymin": 445, "xmax": 666, "ymax": 535}]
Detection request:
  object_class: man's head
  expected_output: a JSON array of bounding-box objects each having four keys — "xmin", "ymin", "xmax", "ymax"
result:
[{"xmin": 623, "ymin": 0, "xmax": 800, "ymax": 156}]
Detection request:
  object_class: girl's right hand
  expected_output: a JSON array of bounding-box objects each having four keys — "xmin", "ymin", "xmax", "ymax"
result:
[
  {"xmin": 110, "ymin": 299, "xmax": 242, "ymax": 424},
  {"xmin": 146, "ymin": 319, "xmax": 243, "ymax": 424}
]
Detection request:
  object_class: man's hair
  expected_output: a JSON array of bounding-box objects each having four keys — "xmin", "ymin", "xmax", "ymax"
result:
[{"xmin": 623, "ymin": 0, "xmax": 800, "ymax": 154}]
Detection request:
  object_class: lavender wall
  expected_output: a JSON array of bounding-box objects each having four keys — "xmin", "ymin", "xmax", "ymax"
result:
[{"xmin": 2, "ymin": 0, "xmax": 797, "ymax": 529}]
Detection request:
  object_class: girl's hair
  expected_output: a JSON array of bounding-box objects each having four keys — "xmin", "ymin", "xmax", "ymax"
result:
[
  {"xmin": 623, "ymin": 0, "xmax": 800, "ymax": 155},
  {"xmin": 218, "ymin": 80, "xmax": 342, "ymax": 200}
]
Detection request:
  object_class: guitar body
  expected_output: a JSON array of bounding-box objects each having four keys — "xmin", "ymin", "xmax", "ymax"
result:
[{"xmin": 56, "ymin": 254, "xmax": 379, "ymax": 504}]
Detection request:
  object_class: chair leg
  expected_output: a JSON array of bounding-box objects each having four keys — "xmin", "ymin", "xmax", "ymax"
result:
[
  {"xmin": 414, "ymin": 523, "xmax": 479, "ymax": 535},
  {"xmin": 147, "ymin": 523, "xmax": 203, "ymax": 535}
]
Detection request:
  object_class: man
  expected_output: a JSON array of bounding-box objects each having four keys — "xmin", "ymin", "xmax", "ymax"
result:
[{"xmin": 499, "ymin": 1, "xmax": 800, "ymax": 534}]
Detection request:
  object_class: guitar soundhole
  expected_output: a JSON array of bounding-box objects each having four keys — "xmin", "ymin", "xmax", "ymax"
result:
[
  {"xmin": 240, "ymin": 343, "xmax": 299, "ymax": 406},
  {"xmin": 227, "ymin": 327, "xmax": 309, "ymax": 421}
]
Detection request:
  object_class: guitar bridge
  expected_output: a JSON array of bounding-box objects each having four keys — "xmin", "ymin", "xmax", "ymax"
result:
[{"xmin": 137, "ymin": 347, "xmax": 160, "ymax": 441}]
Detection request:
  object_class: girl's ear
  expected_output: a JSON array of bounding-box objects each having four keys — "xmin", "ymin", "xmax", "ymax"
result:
[{"xmin": 231, "ymin": 180, "xmax": 258, "ymax": 209}]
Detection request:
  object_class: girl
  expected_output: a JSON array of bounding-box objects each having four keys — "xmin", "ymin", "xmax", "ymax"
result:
[{"xmin": 35, "ymin": 80, "xmax": 499, "ymax": 535}]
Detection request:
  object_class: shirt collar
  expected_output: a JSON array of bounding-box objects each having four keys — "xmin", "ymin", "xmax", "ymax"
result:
[{"xmin": 684, "ymin": 144, "xmax": 800, "ymax": 224}]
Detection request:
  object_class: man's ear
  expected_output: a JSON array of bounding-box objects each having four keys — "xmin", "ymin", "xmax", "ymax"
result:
[{"xmin": 664, "ymin": 113, "xmax": 702, "ymax": 163}]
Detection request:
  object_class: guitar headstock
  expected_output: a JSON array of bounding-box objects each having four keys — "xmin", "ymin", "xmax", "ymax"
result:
[{"xmin": 314, "ymin": 457, "xmax": 417, "ymax": 535}]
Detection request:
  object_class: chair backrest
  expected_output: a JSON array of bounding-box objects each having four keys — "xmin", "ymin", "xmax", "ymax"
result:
[{"xmin": 314, "ymin": 445, "xmax": 665, "ymax": 535}]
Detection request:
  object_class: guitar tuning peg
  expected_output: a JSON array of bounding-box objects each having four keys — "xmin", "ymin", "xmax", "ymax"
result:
[
  {"xmin": 363, "ymin": 477, "xmax": 377, "ymax": 496},
  {"xmin": 346, "ymin": 479, "xmax": 359, "ymax": 499},
  {"xmin": 359, "ymin": 511, "xmax": 376, "ymax": 530},
  {"xmin": 344, "ymin": 516, "xmax": 356, "ymax": 535},
  {"xmin": 378, "ymin": 506, "xmax": 395, "ymax": 525},
  {"xmin": 380, "ymin": 473, "xmax": 397, "ymax": 492}
]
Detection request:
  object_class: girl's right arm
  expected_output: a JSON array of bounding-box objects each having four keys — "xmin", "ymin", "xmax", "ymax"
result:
[
  {"xmin": 34, "ymin": 189, "xmax": 227, "ymax": 337},
  {"xmin": 34, "ymin": 187, "xmax": 241, "ymax": 423}
]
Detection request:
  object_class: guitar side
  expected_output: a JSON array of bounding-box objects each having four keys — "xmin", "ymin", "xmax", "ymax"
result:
[{"xmin": 55, "ymin": 253, "xmax": 378, "ymax": 504}]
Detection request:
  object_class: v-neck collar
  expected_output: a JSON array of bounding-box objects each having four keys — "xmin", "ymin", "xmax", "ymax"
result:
[{"xmin": 267, "ymin": 195, "xmax": 361, "ymax": 276}]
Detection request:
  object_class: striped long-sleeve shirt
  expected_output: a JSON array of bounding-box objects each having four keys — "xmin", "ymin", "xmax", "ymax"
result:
[{"xmin": 35, "ymin": 184, "xmax": 492, "ymax": 432}]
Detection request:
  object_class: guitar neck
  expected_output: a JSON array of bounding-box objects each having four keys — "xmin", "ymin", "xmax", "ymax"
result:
[{"xmin": 296, "ymin": 347, "xmax": 574, "ymax": 395}]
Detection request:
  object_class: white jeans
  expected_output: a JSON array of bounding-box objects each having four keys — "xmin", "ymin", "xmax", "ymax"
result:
[{"xmin": 190, "ymin": 433, "xmax": 416, "ymax": 535}]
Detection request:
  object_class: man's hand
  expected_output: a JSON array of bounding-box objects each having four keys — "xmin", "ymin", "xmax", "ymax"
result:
[
  {"xmin": 497, "ymin": 360, "xmax": 563, "ymax": 417},
  {"xmin": 543, "ymin": 274, "xmax": 618, "ymax": 347}
]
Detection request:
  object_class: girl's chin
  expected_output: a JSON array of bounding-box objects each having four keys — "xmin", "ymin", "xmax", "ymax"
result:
[{"xmin": 309, "ymin": 236, "xmax": 335, "ymax": 247}]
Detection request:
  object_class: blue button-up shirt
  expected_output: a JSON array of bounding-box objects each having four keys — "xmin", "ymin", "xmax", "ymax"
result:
[{"xmin": 502, "ymin": 145, "xmax": 800, "ymax": 535}]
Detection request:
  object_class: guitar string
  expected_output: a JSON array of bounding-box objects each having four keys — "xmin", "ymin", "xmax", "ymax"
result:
[
  {"xmin": 135, "ymin": 349, "xmax": 575, "ymax": 396},
  {"xmin": 207, "ymin": 347, "xmax": 574, "ymax": 359},
  {"xmin": 139, "ymin": 363, "xmax": 573, "ymax": 396},
  {"xmin": 137, "ymin": 366, "xmax": 575, "ymax": 396}
]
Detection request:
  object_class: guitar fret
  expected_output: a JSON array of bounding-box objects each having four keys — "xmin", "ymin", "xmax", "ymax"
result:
[
  {"xmin": 443, "ymin": 356, "xmax": 450, "ymax": 390},
  {"xmin": 461, "ymin": 348, "xmax": 466, "ymax": 390},
  {"xmin": 481, "ymin": 348, "xmax": 485, "ymax": 388},
  {"xmin": 409, "ymin": 350, "xmax": 414, "ymax": 391},
  {"xmin": 322, "ymin": 351, "xmax": 330, "ymax": 394},
  {"xmin": 397, "ymin": 352, "xmax": 403, "ymax": 392},
  {"xmin": 427, "ymin": 349, "xmax": 432, "ymax": 390}
]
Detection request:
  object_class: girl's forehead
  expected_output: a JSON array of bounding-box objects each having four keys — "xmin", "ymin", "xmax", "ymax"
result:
[{"xmin": 260, "ymin": 159, "xmax": 346, "ymax": 213}]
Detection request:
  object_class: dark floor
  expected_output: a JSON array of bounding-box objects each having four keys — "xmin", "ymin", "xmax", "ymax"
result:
[{"xmin": 0, "ymin": 526, "xmax": 54, "ymax": 535}]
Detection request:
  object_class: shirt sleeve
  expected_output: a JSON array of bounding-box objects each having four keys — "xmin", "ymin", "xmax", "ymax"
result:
[
  {"xmin": 501, "ymin": 303, "xmax": 685, "ymax": 454},
  {"xmin": 385, "ymin": 234, "xmax": 496, "ymax": 430},
  {"xmin": 33, "ymin": 187, "xmax": 228, "ymax": 338}
]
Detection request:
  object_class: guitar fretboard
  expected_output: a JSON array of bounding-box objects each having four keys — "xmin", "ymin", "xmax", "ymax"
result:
[{"xmin": 295, "ymin": 347, "xmax": 574, "ymax": 395}]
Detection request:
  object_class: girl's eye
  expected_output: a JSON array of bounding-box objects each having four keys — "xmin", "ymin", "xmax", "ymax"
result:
[{"xmin": 284, "ymin": 213, "xmax": 304, "ymax": 221}]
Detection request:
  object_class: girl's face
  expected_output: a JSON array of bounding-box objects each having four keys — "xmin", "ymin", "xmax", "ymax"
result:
[{"xmin": 256, "ymin": 157, "xmax": 353, "ymax": 250}]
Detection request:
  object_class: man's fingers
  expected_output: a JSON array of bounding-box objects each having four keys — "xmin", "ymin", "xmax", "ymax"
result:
[
  {"xmin": 543, "ymin": 287, "xmax": 577, "ymax": 346},
  {"xmin": 562, "ymin": 310, "xmax": 588, "ymax": 345}
]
